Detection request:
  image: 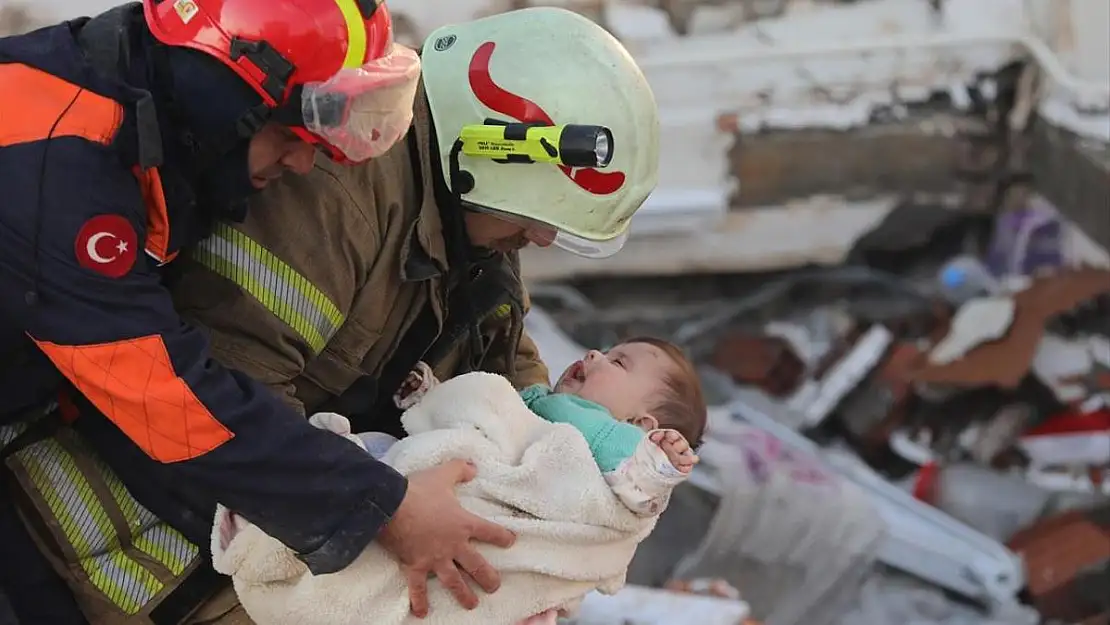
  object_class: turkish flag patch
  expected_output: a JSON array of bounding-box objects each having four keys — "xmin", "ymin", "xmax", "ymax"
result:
[{"xmin": 74, "ymin": 214, "xmax": 139, "ymax": 278}]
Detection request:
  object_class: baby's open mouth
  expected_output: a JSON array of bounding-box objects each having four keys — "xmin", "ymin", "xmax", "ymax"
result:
[{"xmin": 567, "ymin": 360, "xmax": 586, "ymax": 383}]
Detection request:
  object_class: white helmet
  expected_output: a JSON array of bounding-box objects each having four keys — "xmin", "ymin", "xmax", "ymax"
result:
[{"xmin": 420, "ymin": 7, "xmax": 660, "ymax": 258}]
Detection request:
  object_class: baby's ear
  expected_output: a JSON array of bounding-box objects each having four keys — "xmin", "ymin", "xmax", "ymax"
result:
[{"xmin": 630, "ymin": 412, "xmax": 660, "ymax": 432}]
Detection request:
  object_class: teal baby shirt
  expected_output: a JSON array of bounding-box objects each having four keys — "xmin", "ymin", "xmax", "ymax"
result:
[{"xmin": 520, "ymin": 384, "xmax": 644, "ymax": 472}]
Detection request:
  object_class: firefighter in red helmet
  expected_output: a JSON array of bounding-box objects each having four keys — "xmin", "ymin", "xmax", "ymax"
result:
[
  {"xmin": 144, "ymin": 0, "xmax": 422, "ymax": 164},
  {"xmin": 0, "ymin": 2, "xmax": 509, "ymax": 624}
]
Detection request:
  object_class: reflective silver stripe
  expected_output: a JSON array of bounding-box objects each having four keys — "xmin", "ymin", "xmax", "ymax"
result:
[
  {"xmin": 193, "ymin": 223, "xmax": 345, "ymax": 353},
  {"xmin": 135, "ymin": 524, "xmax": 200, "ymax": 576},
  {"xmin": 92, "ymin": 452, "xmax": 200, "ymax": 576},
  {"xmin": 0, "ymin": 421, "xmax": 25, "ymax": 445},
  {"xmin": 15, "ymin": 435, "xmax": 161, "ymax": 613},
  {"xmin": 1, "ymin": 423, "xmax": 202, "ymax": 614}
]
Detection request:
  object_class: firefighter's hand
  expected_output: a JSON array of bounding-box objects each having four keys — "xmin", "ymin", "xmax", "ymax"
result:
[{"xmin": 377, "ymin": 459, "xmax": 516, "ymax": 618}]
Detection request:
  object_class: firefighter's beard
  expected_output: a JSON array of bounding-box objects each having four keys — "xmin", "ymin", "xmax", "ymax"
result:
[{"xmin": 195, "ymin": 141, "xmax": 260, "ymax": 215}]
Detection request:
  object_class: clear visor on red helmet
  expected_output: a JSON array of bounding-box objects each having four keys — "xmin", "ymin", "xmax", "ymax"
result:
[{"xmin": 300, "ymin": 44, "xmax": 422, "ymax": 163}]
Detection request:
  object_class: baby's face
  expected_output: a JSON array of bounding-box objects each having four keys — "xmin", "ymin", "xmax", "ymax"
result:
[{"xmin": 555, "ymin": 342, "xmax": 672, "ymax": 425}]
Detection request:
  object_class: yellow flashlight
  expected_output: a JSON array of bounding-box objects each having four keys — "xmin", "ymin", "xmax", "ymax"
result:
[{"xmin": 459, "ymin": 121, "xmax": 613, "ymax": 168}]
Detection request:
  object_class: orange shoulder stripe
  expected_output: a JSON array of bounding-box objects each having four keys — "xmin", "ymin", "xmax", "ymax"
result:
[
  {"xmin": 0, "ymin": 63, "xmax": 123, "ymax": 147},
  {"xmin": 132, "ymin": 166, "xmax": 178, "ymax": 265},
  {"xmin": 33, "ymin": 335, "xmax": 234, "ymax": 463}
]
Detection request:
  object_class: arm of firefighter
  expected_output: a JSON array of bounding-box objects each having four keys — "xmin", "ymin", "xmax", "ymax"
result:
[
  {"xmin": 511, "ymin": 286, "xmax": 552, "ymax": 388},
  {"xmin": 173, "ymin": 164, "xmax": 376, "ymax": 411},
  {"xmin": 20, "ymin": 157, "xmax": 403, "ymax": 574},
  {"xmin": 174, "ymin": 264, "xmax": 311, "ymax": 417}
]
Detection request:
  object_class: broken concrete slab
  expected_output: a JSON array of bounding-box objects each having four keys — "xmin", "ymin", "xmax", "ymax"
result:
[
  {"xmin": 570, "ymin": 585, "xmax": 751, "ymax": 625},
  {"xmin": 1030, "ymin": 120, "xmax": 1110, "ymax": 253},
  {"xmin": 928, "ymin": 296, "xmax": 1016, "ymax": 365}
]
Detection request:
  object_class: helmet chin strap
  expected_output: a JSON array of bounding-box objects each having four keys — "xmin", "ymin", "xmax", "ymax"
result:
[
  {"xmin": 152, "ymin": 42, "xmax": 275, "ymax": 215},
  {"xmin": 425, "ymin": 130, "xmax": 487, "ymax": 372}
]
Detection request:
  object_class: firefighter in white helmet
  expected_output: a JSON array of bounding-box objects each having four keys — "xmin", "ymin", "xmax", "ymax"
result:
[
  {"xmin": 421, "ymin": 6, "xmax": 660, "ymax": 257},
  {"xmin": 162, "ymin": 6, "xmax": 662, "ymax": 621}
]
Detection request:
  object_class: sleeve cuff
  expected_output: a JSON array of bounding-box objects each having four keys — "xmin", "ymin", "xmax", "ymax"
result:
[
  {"xmin": 295, "ymin": 462, "xmax": 408, "ymax": 575},
  {"xmin": 519, "ymin": 383, "xmax": 553, "ymax": 406}
]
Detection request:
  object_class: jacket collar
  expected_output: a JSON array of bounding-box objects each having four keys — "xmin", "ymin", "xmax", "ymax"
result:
[{"xmin": 399, "ymin": 86, "xmax": 449, "ymax": 283}]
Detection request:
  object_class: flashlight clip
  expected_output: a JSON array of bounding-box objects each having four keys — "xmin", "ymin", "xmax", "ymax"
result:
[
  {"xmin": 485, "ymin": 118, "xmax": 553, "ymax": 165},
  {"xmin": 458, "ymin": 118, "xmax": 611, "ymax": 168}
]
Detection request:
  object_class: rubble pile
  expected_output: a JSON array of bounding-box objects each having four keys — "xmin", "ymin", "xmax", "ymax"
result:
[
  {"xmin": 693, "ymin": 263, "xmax": 1110, "ymax": 623},
  {"xmin": 534, "ymin": 190, "xmax": 1110, "ymax": 625},
  {"xmin": 705, "ymin": 202, "xmax": 1107, "ymax": 623}
]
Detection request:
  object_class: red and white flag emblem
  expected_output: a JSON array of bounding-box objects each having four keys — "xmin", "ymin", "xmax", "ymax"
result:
[{"xmin": 74, "ymin": 214, "xmax": 138, "ymax": 278}]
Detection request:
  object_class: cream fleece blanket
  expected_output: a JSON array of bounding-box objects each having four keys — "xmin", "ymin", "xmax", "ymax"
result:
[{"xmin": 210, "ymin": 372, "xmax": 657, "ymax": 625}]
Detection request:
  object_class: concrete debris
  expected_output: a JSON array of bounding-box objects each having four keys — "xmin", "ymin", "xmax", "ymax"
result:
[
  {"xmin": 837, "ymin": 341, "xmax": 925, "ymax": 455},
  {"xmin": 962, "ymin": 403, "xmax": 1033, "ymax": 467},
  {"xmin": 569, "ymin": 584, "xmax": 752, "ymax": 625},
  {"xmin": 519, "ymin": 119, "xmax": 1110, "ymax": 624},
  {"xmin": 1031, "ymin": 334, "xmax": 1107, "ymax": 404},
  {"xmin": 849, "ymin": 199, "xmax": 984, "ymax": 266},
  {"xmin": 909, "ymin": 461, "xmax": 1055, "ymax": 540},
  {"xmin": 663, "ymin": 577, "xmax": 743, "ymax": 601},
  {"xmin": 841, "ymin": 567, "xmax": 1041, "ymax": 625},
  {"xmin": 789, "ymin": 324, "xmax": 892, "ymax": 427},
  {"xmin": 722, "ymin": 260, "xmax": 1110, "ymax": 622},
  {"xmin": 671, "ymin": 417, "xmax": 887, "ymax": 625},
  {"xmin": 927, "ymin": 296, "xmax": 1015, "ymax": 366}
]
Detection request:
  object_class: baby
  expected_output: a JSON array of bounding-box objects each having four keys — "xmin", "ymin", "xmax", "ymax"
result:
[
  {"xmin": 392, "ymin": 336, "xmax": 707, "ymax": 516},
  {"xmin": 214, "ymin": 337, "xmax": 709, "ymax": 625}
]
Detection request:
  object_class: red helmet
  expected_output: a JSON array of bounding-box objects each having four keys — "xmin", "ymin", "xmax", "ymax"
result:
[{"xmin": 144, "ymin": 0, "xmax": 421, "ymax": 163}]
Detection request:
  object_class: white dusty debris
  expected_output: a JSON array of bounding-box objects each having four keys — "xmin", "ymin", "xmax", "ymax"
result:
[{"xmin": 569, "ymin": 584, "xmax": 751, "ymax": 625}]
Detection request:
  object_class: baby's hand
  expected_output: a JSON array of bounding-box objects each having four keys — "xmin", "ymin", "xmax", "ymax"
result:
[
  {"xmin": 394, "ymin": 362, "xmax": 437, "ymax": 410},
  {"xmin": 649, "ymin": 430, "xmax": 699, "ymax": 474},
  {"xmin": 400, "ymin": 371, "xmax": 424, "ymax": 395}
]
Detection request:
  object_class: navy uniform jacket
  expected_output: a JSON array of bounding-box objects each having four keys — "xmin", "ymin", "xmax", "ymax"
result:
[{"xmin": 0, "ymin": 18, "xmax": 406, "ymax": 574}]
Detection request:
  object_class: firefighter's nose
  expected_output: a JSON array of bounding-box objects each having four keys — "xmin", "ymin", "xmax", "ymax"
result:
[
  {"xmin": 282, "ymin": 140, "xmax": 316, "ymax": 175},
  {"xmin": 526, "ymin": 227, "xmax": 557, "ymax": 247}
]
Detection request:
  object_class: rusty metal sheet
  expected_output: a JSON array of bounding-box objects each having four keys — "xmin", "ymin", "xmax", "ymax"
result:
[
  {"xmin": 1007, "ymin": 503, "xmax": 1110, "ymax": 622},
  {"xmin": 907, "ymin": 269, "xmax": 1110, "ymax": 388},
  {"xmin": 711, "ymin": 333, "xmax": 806, "ymax": 397}
]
